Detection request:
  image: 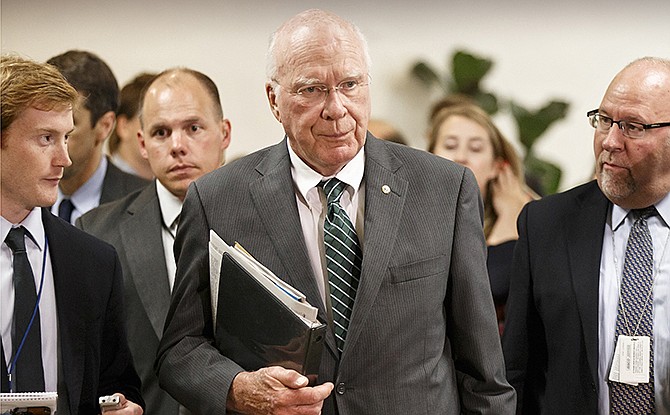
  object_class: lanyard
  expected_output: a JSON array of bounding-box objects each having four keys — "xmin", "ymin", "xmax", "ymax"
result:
[
  {"xmin": 611, "ymin": 220, "xmax": 670, "ymax": 336},
  {"xmin": 7, "ymin": 235, "xmax": 48, "ymax": 393}
]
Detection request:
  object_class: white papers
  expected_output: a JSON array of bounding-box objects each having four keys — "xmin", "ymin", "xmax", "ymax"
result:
[
  {"xmin": 1, "ymin": 392, "xmax": 57, "ymax": 413},
  {"xmin": 209, "ymin": 230, "xmax": 320, "ymax": 331},
  {"xmin": 608, "ymin": 335, "xmax": 651, "ymax": 385}
]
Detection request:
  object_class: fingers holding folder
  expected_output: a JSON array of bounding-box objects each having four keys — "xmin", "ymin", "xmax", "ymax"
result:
[{"xmin": 227, "ymin": 367, "xmax": 334, "ymax": 415}]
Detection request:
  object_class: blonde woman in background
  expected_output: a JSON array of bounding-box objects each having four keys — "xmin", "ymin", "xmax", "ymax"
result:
[{"xmin": 428, "ymin": 101, "xmax": 536, "ymax": 333}]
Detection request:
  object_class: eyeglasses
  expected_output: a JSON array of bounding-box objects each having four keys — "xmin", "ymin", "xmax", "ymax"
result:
[
  {"xmin": 586, "ymin": 109, "xmax": 670, "ymax": 139},
  {"xmin": 281, "ymin": 75, "xmax": 371, "ymax": 105}
]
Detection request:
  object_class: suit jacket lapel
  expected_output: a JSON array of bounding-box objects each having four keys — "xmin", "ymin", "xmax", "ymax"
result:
[
  {"xmin": 42, "ymin": 209, "xmax": 85, "ymax": 413},
  {"xmin": 248, "ymin": 138, "xmax": 408, "ymax": 357},
  {"xmin": 567, "ymin": 181, "xmax": 609, "ymax": 384},
  {"xmin": 248, "ymin": 141, "xmax": 327, "ymax": 323},
  {"xmin": 341, "ymin": 136, "xmax": 407, "ymax": 357},
  {"xmin": 119, "ymin": 184, "xmax": 171, "ymax": 338}
]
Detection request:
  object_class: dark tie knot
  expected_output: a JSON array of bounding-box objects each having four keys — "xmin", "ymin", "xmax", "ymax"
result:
[
  {"xmin": 58, "ymin": 198, "xmax": 75, "ymax": 222},
  {"xmin": 5, "ymin": 227, "xmax": 27, "ymax": 254},
  {"xmin": 632, "ymin": 206, "xmax": 657, "ymax": 221},
  {"xmin": 319, "ymin": 178, "xmax": 347, "ymax": 205}
]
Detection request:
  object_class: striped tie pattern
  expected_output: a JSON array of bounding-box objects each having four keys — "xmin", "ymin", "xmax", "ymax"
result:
[
  {"xmin": 610, "ymin": 206, "xmax": 656, "ymax": 414},
  {"xmin": 320, "ymin": 178, "xmax": 362, "ymax": 353}
]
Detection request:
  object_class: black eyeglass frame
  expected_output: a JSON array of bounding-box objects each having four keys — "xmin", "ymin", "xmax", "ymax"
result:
[{"xmin": 587, "ymin": 109, "xmax": 670, "ymax": 137}]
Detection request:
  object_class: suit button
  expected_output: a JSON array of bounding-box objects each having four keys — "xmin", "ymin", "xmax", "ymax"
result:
[{"xmin": 336, "ymin": 382, "xmax": 346, "ymax": 395}]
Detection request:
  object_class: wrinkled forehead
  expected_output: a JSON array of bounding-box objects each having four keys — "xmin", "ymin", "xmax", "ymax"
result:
[{"xmin": 276, "ymin": 22, "xmax": 367, "ymax": 81}]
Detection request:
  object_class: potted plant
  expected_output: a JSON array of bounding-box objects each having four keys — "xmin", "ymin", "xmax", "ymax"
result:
[{"xmin": 411, "ymin": 50, "xmax": 569, "ymax": 195}]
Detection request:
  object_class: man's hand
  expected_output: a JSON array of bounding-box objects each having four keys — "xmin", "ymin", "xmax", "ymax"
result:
[
  {"xmin": 227, "ymin": 366, "xmax": 334, "ymax": 415},
  {"xmin": 100, "ymin": 393, "xmax": 143, "ymax": 415}
]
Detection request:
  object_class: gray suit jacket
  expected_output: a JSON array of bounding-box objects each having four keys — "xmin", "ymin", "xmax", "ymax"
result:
[
  {"xmin": 156, "ymin": 135, "xmax": 516, "ymax": 414},
  {"xmin": 77, "ymin": 182, "xmax": 183, "ymax": 415},
  {"xmin": 100, "ymin": 157, "xmax": 150, "ymax": 205}
]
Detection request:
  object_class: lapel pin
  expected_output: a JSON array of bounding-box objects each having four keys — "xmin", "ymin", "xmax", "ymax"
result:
[{"xmin": 381, "ymin": 185, "xmax": 391, "ymax": 194}]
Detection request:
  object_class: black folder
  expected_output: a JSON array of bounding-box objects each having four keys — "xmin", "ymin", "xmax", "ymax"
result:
[{"xmin": 214, "ymin": 252, "xmax": 326, "ymax": 383}]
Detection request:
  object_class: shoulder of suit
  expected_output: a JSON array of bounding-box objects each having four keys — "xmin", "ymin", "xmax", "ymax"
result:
[
  {"xmin": 104, "ymin": 160, "xmax": 150, "ymax": 190},
  {"xmin": 199, "ymin": 144, "xmax": 279, "ymax": 189},
  {"xmin": 46, "ymin": 212, "xmax": 118, "ymax": 255},
  {"xmin": 523, "ymin": 179, "xmax": 605, "ymax": 218},
  {"xmin": 79, "ymin": 186, "xmax": 150, "ymax": 229}
]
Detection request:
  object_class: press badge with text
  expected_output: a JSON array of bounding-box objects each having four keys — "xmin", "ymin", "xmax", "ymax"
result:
[{"xmin": 609, "ymin": 335, "xmax": 651, "ymax": 385}]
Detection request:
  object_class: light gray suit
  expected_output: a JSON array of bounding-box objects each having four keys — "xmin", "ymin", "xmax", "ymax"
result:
[
  {"xmin": 156, "ymin": 135, "xmax": 515, "ymax": 414},
  {"xmin": 77, "ymin": 182, "xmax": 184, "ymax": 415}
]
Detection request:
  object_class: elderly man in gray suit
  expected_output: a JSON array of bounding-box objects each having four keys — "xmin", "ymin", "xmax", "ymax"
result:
[
  {"xmin": 155, "ymin": 9, "xmax": 515, "ymax": 415},
  {"xmin": 77, "ymin": 68, "xmax": 231, "ymax": 415}
]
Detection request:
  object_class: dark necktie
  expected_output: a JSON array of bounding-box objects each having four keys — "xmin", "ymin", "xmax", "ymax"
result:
[
  {"xmin": 320, "ymin": 178, "xmax": 362, "ymax": 353},
  {"xmin": 609, "ymin": 207, "xmax": 656, "ymax": 414},
  {"xmin": 4, "ymin": 227, "xmax": 45, "ymax": 392},
  {"xmin": 58, "ymin": 198, "xmax": 75, "ymax": 222}
]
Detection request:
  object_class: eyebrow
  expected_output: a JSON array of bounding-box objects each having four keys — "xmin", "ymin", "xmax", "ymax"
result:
[
  {"xmin": 292, "ymin": 72, "xmax": 366, "ymax": 86},
  {"xmin": 35, "ymin": 126, "xmax": 75, "ymax": 136},
  {"xmin": 148, "ymin": 116, "xmax": 204, "ymax": 130},
  {"xmin": 443, "ymin": 135, "xmax": 486, "ymax": 142}
]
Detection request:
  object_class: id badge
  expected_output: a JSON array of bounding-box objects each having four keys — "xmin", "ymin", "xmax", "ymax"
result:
[{"xmin": 609, "ymin": 335, "xmax": 651, "ymax": 385}]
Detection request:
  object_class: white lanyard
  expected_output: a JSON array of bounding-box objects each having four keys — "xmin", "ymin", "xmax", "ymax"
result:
[{"xmin": 611, "ymin": 218, "xmax": 670, "ymax": 336}]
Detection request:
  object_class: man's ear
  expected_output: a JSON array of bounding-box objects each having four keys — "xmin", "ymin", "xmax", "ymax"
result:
[
  {"xmin": 115, "ymin": 114, "xmax": 131, "ymax": 142},
  {"xmin": 266, "ymin": 83, "xmax": 281, "ymax": 122},
  {"xmin": 94, "ymin": 111, "xmax": 116, "ymax": 145},
  {"xmin": 138, "ymin": 130, "xmax": 149, "ymax": 160},
  {"xmin": 219, "ymin": 119, "xmax": 232, "ymax": 150}
]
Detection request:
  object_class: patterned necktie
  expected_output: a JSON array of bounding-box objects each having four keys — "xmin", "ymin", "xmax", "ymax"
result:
[
  {"xmin": 610, "ymin": 206, "xmax": 656, "ymax": 414},
  {"xmin": 58, "ymin": 198, "xmax": 75, "ymax": 223},
  {"xmin": 320, "ymin": 178, "xmax": 362, "ymax": 353},
  {"xmin": 5, "ymin": 227, "xmax": 45, "ymax": 392}
]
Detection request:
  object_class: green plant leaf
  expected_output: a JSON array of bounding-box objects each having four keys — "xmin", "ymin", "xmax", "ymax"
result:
[
  {"xmin": 473, "ymin": 92, "xmax": 499, "ymax": 115},
  {"xmin": 524, "ymin": 154, "xmax": 562, "ymax": 195},
  {"xmin": 511, "ymin": 100, "xmax": 569, "ymax": 150},
  {"xmin": 452, "ymin": 50, "xmax": 493, "ymax": 94},
  {"xmin": 411, "ymin": 61, "xmax": 443, "ymax": 90}
]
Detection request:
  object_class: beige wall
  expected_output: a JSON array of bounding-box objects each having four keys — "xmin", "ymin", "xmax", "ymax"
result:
[{"xmin": 2, "ymin": 0, "xmax": 669, "ymax": 190}]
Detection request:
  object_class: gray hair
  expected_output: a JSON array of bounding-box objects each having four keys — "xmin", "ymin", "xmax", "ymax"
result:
[
  {"xmin": 265, "ymin": 9, "xmax": 372, "ymax": 95},
  {"xmin": 624, "ymin": 56, "xmax": 670, "ymax": 70}
]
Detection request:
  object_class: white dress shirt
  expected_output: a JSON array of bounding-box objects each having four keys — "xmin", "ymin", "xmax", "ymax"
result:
[
  {"xmin": 156, "ymin": 180, "xmax": 183, "ymax": 292},
  {"xmin": 287, "ymin": 141, "xmax": 365, "ymax": 306},
  {"xmin": 52, "ymin": 156, "xmax": 107, "ymax": 224},
  {"xmin": 598, "ymin": 193, "xmax": 670, "ymax": 414},
  {"xmin": 1, "ymin": 208, "xmax": 58, "ymax": 392}
]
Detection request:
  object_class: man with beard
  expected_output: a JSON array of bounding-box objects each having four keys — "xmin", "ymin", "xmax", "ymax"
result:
[{"xmin": 503, "ymin": 57, "xmax": 670, "ymax": 414}]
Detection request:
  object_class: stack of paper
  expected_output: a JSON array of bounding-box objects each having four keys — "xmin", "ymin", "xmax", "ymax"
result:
[{"xmin": 208, "ymin": 229, "xmax": 326, "ymax": 381}]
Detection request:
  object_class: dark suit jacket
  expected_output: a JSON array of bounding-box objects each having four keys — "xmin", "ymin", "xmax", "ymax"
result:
[
  {"xmin": 502, "ymin": 180, "xmax": 610, "ymax": 414},
  {"xmin": 77, "ymin": 182, "xmax": 184, "ymax": 415},
  {"xmin": 41, "ymin": 208, "xmax": 144, "ymax": 415},
  {"xmin": 100, "ymin": 157, "xmax": 149, "ymax": 205},
  {"xmin": 156, "ymin": 135, "xmax": 516, "ymax": 414}
]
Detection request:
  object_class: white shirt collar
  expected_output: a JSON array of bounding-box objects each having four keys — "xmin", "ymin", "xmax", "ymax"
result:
[
  {"xmin": 56, "ymin": 156, "xmax": 107, "ymax": 213},
  {"xmin": 611, "ymin": 192, "xmax": 670, "ymax": 231},
  {"xmin": 155, "ymin": 180, "xmax": 183, "ymax": 228},
  {"xmin": 1, "ymin": 207, "xmax": 46, "ymax": 251},
  {"xmin": 287, "ymin": 140, "xmax": 365, "ymax": 200}
]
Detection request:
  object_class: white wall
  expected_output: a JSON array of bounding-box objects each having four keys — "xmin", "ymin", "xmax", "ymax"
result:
[{"xmin": 2, "ymin": 0, "xmax": 669, "ymax": 191}]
